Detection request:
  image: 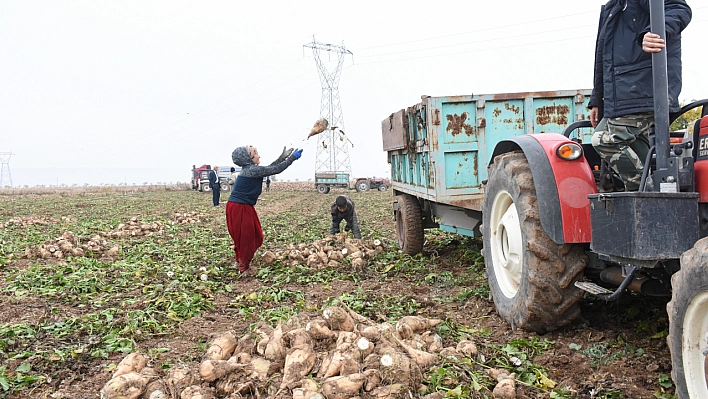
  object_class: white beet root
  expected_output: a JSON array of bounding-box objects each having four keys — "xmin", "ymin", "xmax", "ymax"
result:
[
  {"xmin": 280, "ymin": 343, "xmax": 317, "ymax": 390},
  {"xmin": 179, "ymin": 385, "xmax": 215, "ymax": 399},
  {"xmin": 305, "ymin": 319, "xmax": 337, "ymax": 340},
  {"xmin": 397, "ymin": 316, "xmax": 442, "ymax": 333},
  {"xmin": 203, "ymin": 331, "xmax": 237, "ymax": 361},
  {"xmin": 323, "ymin": 306, "xmax": 355, "ymax": 332},
  {"xmin": 100, "ymin": 372, "xmax": 151, "ymax": 399},
  {"xmin": 198, "ymin": 359, "xmax": 242, "ymax": 382},
  {"xmin": 321, "ymin": 373, "xmax": 367, "ymax": 399},
  {"xmin": 112, "ymin": 352, "xmax": 147, "ymax": 379}
]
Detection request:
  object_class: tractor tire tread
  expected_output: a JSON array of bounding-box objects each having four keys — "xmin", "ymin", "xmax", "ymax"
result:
[
  {"xmin": 483, "ymin": 151, "xmax": 586, "ymax": 333},
  {"xmin": 667, "ymin": 236, "xmax": 708, "ymax": 399}
]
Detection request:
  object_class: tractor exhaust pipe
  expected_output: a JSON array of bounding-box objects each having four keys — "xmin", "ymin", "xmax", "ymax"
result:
[{"xmin": 599, "ymin": 267, "xmax": 669, "ymax": 296}]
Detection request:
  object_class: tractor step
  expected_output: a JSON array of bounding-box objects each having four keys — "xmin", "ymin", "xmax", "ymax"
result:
[{"xmin": 575, "ymin": 281, "xmax": 614, "ymax": 296}]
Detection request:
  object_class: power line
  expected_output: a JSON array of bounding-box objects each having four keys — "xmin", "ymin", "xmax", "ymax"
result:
[
  {"xmin": 64, "ymin": 59, "xmax": 311, "ymax": 167},
  {"xmin": 356, "ymin": 24, "xmax": 595, "ymax": 60},
  {"xmin": 353, "ymin": 34, "xmax": 595, "ymax": 66},
  {"xmin": 354, "ymin": 9, "xmax": 598, "ymax": 52},
  {"xmin": 72, "ymin": 79, "xmax": 320, "ymax": 166}
]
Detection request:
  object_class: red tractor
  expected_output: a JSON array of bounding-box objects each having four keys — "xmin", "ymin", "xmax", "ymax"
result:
[{"xmin": 354, "ymin": 177, "xmax": 388, "ymax": 192}]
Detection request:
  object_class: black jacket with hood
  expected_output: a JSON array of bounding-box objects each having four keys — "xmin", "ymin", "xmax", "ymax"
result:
[{"xmin": 588, "ymin": 0, "xmax": 691, "ymax": 119}]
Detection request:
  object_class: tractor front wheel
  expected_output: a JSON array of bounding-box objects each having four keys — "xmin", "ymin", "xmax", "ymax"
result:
[
  {"xmin": 395, "ymin": 194, "xmax": 424, "ymax": 255},
  {"xmin": 668, "ymin": 237, "xmax": 708, "ymax": 399},
  {"xmin": 482, "ymin": 151, "xmax": 586, "ymax": 333}
]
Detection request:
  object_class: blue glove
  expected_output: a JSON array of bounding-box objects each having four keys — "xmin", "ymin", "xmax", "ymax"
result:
[{"xmin": 292, "ymin": 149, "xmax": 303, "ymax": 159}]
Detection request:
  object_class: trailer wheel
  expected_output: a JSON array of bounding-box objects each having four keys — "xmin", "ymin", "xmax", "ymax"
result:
[
  {"xmin": 356, "ymin": 180, "xmax": 370, "ymax": 192},
  {"xmin": 317, "ymin": 185, "xmax": 330, "ymax": 194},
  {"xmin": 395, "ymin": 194, "xmax": 424, "ymax": 255},
  {"xmin": 668, "ymin": 237, "xmax": 708, "ymax": 399},
  {"xmin": 378, "ymin": 185, "xmax": 388, "ymax": 192},
  {"xmin": 482, "ymin": 151, "xmax": 586, "ymax": 333},
  {"xmin": 200, "ymin": 183, "xmax": 211, "ymax": 192},
  {"xmin": 220, "ymin": 183, "xmax": 231, "ymax": 192}
]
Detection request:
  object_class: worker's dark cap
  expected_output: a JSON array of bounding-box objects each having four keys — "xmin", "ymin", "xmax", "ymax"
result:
[{"xmin": 335, "ymin": 196, "xmax": 347, "ymax": 207}]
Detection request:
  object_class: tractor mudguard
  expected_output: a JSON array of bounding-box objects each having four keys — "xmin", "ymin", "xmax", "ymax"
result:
[{"xmin": 489, "ymin": 134, "xmax": 596, "ymax": 244}]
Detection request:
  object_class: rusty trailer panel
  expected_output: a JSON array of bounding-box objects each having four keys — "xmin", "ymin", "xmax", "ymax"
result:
[
  {"xmin": 382, "ymin": 109, "xmax": 407, "ymax": 151},
  {"xmin": 382, "ymin": 89, "xmax": 593, "ymax": 236}
]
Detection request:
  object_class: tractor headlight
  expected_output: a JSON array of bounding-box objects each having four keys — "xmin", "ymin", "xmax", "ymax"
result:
[{"xmin": 556, "ymin": 142, "xmax": 583, "ymax": 161}]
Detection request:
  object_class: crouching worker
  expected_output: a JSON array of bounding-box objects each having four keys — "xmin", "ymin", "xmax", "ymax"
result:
[
  {"xmin": 329, "ymin": 195, "xmax": 362, "ymax": 239},
  {"xmin": 226, "ymin": 146, "xmax": 301, "ymax": 275}
]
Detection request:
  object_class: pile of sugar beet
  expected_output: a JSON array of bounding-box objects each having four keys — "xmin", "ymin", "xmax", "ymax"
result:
[{"xmin": 100, "ymin": 304, "xmax": 518, "ymax": 399}]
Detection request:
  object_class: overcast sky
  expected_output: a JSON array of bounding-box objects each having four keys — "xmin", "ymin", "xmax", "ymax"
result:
[{"xmin": 1, "ymin": 1, "xmax": 706, "ymax": 187}]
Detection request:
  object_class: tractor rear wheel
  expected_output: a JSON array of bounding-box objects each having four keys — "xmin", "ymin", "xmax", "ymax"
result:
[
  {"xmin": 668, "ymin": 237, "xmax": 708, "ymax": 399},
  {"xmin": 200, "ymin": 183, "xmax": 211, "ymax": 192},
  {"xmin": 482, "ymin": 151, "xmax": 586, "ymax": 333},
  {"xmin": 395, "ymin": 194, "xmax": 424, "ymax": 255},
  {"xmin": 356, "ymin": 180, "xmax": 370, "ymax": 192},
  {"xmin": 220, "ymin": 183, "xmax": 231, "ymax": 192}
]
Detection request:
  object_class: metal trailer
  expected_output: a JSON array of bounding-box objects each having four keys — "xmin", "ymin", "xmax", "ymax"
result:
[
  {"xmin": 382, "ymin": 90, "xmax": 593, "ymax": 251},
  {"xmin": 314, "ymin": 172, "xmax": 350, "ymax": 194}
]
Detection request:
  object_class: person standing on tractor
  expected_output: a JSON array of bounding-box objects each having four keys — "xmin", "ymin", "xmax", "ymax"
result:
[
  {"xmin": 329, "ymin": 195, "xmax": 362, "ymax": 239},
  {"xmin": 588, "ymin": 0, "xmax": 691, "ymax": 191},
  {"xmin": 208, "ymin": 165, "xmax": 221, "ymax": 207},
  {"xmin": 226, "ymin": 146, "xmax": 301, "ymax": 275}
]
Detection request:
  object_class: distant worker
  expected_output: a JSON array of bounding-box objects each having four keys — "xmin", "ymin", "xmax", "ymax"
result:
[
  {"xmin": 208, "ymin": 165, "xmax": 221, "ymax": 207},
  {"xmin": 330, "ymin": 195, "xmax": 362, "ymax": 239},
  {"xmin": 227, "ymin": 146, "xmax": 301, "ymax": 275},
  {"xmin": 228, "ymin": 167, "xmax": 237, "ymax": 186},
  {"xmin": 265, "ymin": 176, "xmax": 271, "ymax": 192},
  {"xmin": 588, "ymin": 0, "xmax": 691, "ymax": 191}
]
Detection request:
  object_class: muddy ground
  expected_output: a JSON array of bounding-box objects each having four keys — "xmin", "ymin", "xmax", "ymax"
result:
[{"xmin": 0, "ymin": 184, "xmax": 675, "ymax": 398}]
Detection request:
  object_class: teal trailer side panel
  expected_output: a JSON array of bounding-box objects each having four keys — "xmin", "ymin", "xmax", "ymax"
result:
[{"xmin": 383, "ymin": 90, "xmax": 593, "ymax": 222}]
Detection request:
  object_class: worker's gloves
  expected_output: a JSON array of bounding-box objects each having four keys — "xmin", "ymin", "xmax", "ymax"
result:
[
  {"xmin": 273, "ymin": 146, "xmax": 295, "ymax": 164},
  {"xmin": 292, "ymin": 149, "xmax": 303, "ymax": 160}
]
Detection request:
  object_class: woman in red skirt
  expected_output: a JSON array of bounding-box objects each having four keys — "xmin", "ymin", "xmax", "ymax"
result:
[{"xmin": 226, "ymin": 145, "xmax": 302, "ymax": 275}]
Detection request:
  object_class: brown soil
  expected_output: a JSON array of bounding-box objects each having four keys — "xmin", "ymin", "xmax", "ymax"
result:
[{"xmin": 0, "ymin": 185, "xmax": 674, "ymax": 399}]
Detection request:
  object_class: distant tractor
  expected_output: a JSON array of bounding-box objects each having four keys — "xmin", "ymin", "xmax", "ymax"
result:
[
  {"xmin": 354, "ymin": 177, "xmax": 388, "ymax": 192},
  {"xmin": 314, "ymin": 173, "xmax": 388, "ymax": 194},
  {"xmin": 191, "ymin": 165, "xmax": 234, "ymax": 193}
]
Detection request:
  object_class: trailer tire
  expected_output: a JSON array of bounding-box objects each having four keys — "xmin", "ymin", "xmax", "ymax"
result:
[
  {"xmin": 317, "ymin": 185, "xmax": 330, "ymax": 194},
  {"xmin": 667, "ymin": 237, "xmax": 708, "ymax": 399},
  {"xmin": 482, "ymin": 151, "xmax": 586, "ymax": 333},
  {"xmin": 356, "ymin": 180, "xmax": 370, "ymax": 192},
  {"xmin": 220, "ymin": 183, "xmax": 231, "ymax": 192},
  {"xmin": 395, "ymin": 194, "xmax": 424, "ymax": 255},
  {"xmin": 200, "ymin": 183, "xmax": 211, "ymax": 192}
]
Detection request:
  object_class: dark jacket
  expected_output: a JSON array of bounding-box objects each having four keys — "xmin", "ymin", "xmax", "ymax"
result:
[
  {"xmin": 228, "ymin": 146, "xmax": 295, "ymax": 206},
  {"xmin": 208, "ymin": 170, "xmax": 219, "ymax": 190},
  {"xmin": 330, "ymin": 196, "xmax": 362, "ymax": 239},
  {"xmin": 588, "ymin": 0, "xmax": 691, "ymax": 118}
]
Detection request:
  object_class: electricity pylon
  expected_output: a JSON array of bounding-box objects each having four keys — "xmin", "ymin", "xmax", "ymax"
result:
[
  {"xmin": 0, "ymin": 152, "xmax": 13, "ymax": 188},
  {"xmin": 304, "ymin": 37, "xmax": 353, "ymax": 176}
]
